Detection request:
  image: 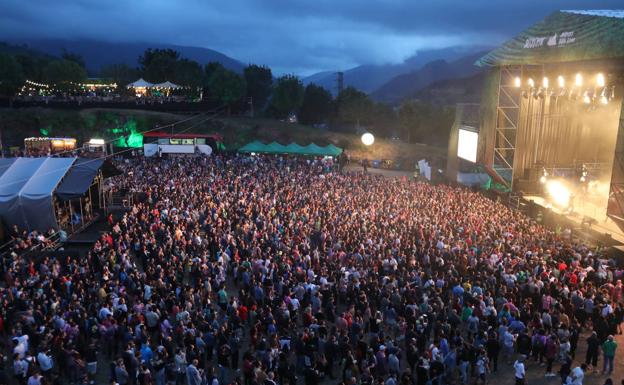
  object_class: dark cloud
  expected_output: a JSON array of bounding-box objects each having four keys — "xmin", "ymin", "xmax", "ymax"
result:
[{"xmin": 1, "ymin": 0, "xmax": 621, "ymax": 75}]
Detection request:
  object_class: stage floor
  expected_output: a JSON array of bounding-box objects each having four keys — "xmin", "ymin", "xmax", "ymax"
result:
[{"xmin": 524, "ymin": 195, "xmax": 624, "ymax": 244}]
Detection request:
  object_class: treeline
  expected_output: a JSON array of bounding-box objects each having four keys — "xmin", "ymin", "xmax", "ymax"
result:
[{"xmin": 0, "ymin": 46, "xmax": 454, "ymax": 146}]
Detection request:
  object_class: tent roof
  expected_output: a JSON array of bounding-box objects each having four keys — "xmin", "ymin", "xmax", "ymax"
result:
[
  {"xmin": 476, "ymin": 10, "xmax": 624, "ymax": 67},
  {"xmin": 56, "ymin": 158, "xmax": 104, "ymax": 201},
  {"xmin": 153, "ymin": 81, "xmax": 182, "ymax": 89},
  {"xmin": 0, "ymin": 158, "xmax": 47, "ymax": 198},
  {"xmin": 20, "ymin": 158, "xmax": 75, "ymax": 198},
  {"xmin": 0, "ymin": 158, "xmax": 17, "ymax": 179},
  {"xmin": 238, "ymin": 141, "xmax": 343, "ymax": 156},
  {"xmin": 126, "ymin": 78, "xmax": 154, "ymax": 88}
]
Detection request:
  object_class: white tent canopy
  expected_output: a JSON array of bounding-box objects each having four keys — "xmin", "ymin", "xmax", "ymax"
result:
[
  {"xmin": 153, "ymin": 81, "xmax": 182, "ymax": 89},
  {"xmin": 126, "ymin": 78, "xmax": 154, "ymax": 88}
]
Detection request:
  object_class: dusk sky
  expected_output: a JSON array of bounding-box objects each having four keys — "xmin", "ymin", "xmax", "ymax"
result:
[{"xmin": 1, "ymin": 0, "xmax": 623, "ymax": 75}]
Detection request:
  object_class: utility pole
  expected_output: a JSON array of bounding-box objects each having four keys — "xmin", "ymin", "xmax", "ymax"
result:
[
  {"xmin": 336, "ymin": 72, "xmax": 344, "ymax": 95},
  {"xmin": 247, "ymin": 97, "xmax": 254, "ymax": 118}
]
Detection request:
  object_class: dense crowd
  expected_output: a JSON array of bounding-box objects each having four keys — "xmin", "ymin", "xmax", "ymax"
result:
[{"xmin": 1, "ymin": 155, "xmax": 623, "ymax": 385}]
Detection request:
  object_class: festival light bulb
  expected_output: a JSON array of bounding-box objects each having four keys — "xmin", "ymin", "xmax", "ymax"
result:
[{"xmin": 361, "ymin": 133, "xmax": 375, "ymax": 146}]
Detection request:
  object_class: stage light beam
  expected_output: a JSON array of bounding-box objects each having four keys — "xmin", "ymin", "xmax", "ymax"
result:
[{"xmin": 546, "ymin": 180, "xmax": 570, "ymax": 207}]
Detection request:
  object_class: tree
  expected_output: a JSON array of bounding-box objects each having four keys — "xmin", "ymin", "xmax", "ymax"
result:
[
  {"xmin": 100, "ymin": 63, "xmax": 139, "ymax": 88},
  {"xmin": 138, "ymin": 48, "xmax": 180, "ymax": 82},
  {"xmin": 299, "ymin": 84, "xmax": 334, "ymax": 125},
  {"xmin": 207, "ymin": 66, "xmax": 246, "ymax": 109},
  {"xmin": 61, "ymin": 50, "xmax": 86, "ymax": 69},
  {"xmin": 173, "ymin": 59, "xmax": 203, "ymax": 88},
  {"xmin": 335, "ymin": 87, "xmax": 373, "ymax": 129},
  {"xmin": 370, "ymin": 102, "xmax": 398, "ymax": 138},
  {"xmin": 271, "ymin": 75, "xmax": 304, "ymax": 118},
  {"xmin": 0, "ymin": 53, "xmax": 25, "ymax": 102},
  {"xmin": 43, "ymin": 59, "xmax": 87, "ymax": 88},
  {"xmin": 244, "ymin": 64, "xmax": 272, "ymax": 113},
  {"xmin": 398, "ymin": 101, "xmax": 454, "ymax": 145}
]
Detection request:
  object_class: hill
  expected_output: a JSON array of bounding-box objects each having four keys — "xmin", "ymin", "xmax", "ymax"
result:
[
  {"xmin": 0, "ymin": 108, "xmax": 445, "ymax": 162},
  {"xmin": 8, "ymin": 39, "xmax": 246, "ymax": 75},
  {"xmin": 370, "ymin": 51, "xmax": 486, "ymax": 104},
  {"xmin": 411, "ymin": 72, "xmax": 486, "ymax": 106},
  {"xmin": 303, "ymin": 47, "xmax": 488, "ymax": 94}
]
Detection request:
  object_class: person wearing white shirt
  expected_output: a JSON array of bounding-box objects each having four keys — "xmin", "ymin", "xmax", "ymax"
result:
[
  {"xmin": 513, "ymin": 357, "xmax": 525, "ymax": 385},
  {"xmin": 13, "ymin": 354, "xmax": 29, "ymax": 384},
  {"xmin": 27, "ymin": 373, "xmax": 43, "ymax": 385},
  {"xmin": 567, "ymin": 364, "xmax": 586, "ymax": 385},
  {"xmin": 37, "ymin": 350, "xmax": 53, "ymax": 374},
  {"xmin": 12, "ymin": 335, "xmax": 29, "ymax": 359}
]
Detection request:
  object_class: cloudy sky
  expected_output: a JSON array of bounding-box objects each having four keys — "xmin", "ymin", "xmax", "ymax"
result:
[{"xmin": 1, "ymin": 0, "xmax": 622, "ymax": 75}]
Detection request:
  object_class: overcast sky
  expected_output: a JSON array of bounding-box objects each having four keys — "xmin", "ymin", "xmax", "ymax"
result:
[{"xmin": 1, "ymin": 0, "xmax": 622, "ymax": 75}]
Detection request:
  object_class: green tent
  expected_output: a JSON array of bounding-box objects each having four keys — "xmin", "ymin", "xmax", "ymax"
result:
[
  {"xmin": 477, "ymin": 10, "xmax": 624, "ymax": 67},
  {"xmin": 238, "ymin": 141, "xmax": 343, "ymax": 156},
  {"xmin": 238, "ymin": 141, "xmax": 268, "ymax": 153}
]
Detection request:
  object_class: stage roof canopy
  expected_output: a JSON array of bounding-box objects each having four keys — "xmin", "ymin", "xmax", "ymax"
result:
[{"xmin": 477, "ymin": 10, "xmax": 624, "ymax": 67}]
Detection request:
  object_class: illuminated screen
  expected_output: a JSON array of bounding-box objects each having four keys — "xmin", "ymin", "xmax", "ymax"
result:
[{"xmin": 457, "ymin": 128, "xmax": 478, "ymax": 163}]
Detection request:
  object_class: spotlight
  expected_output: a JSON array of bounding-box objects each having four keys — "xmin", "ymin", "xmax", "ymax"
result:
[
  {"xmin": 540, "ymin": 168, "xmax": 548, "ymax": 184},
  {"xmin": 543, "ymin": 77, "xmax": 549, "ymax": 88},
  {"xmin": 583, "ymin": 91, "xmax": 591, "ymax": 104},
  {"xmin": 597, "ymin": 73, "xmax": 605, "ymax": 87},
  {"xmin": 546, "ymin": 180, "xmax": 571, "ymax": 207},
  {"xmin": 557, "ymin": 75, "xmax": 565, "ymax": 88},
  {"xmin": 575, "ymin": 73, "xmax": 583, "ymax": 87},
  {"xmin": 528, "ymin": 78, "xmax": 535, "ymax": 88},
  {"xmin": 514, "ymin": 77, "xmax": 521, "ymax": 88}
]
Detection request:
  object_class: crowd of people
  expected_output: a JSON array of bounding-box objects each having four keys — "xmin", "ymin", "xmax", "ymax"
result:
[{"xmin": 1, "ymin": 154, "xmax": 623, "ymax": 385}]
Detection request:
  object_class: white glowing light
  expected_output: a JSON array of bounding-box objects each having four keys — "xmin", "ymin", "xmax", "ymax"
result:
[
  {"xmin": 361, "ymin": 133, "xmax": 375, "ymax": 146},
  {"xmin": 597, "ymin": 73, "xmax": 605, "ymax": 87},
  {"xmin": 558, "ymin": 76, "xmax": 565, "ymax": 88},
  {"xmin": 514, "ymin": 77, "xmax": 521, "ymax": 88},
  {"xmin": 543, "ymin": 77, "xmax": 549, "ymax": 88},
  {"xmin": 575, "ymin": 73, "xmax": 583, "ymax": 87},
  {"xmin": 89, "ymin": 138, "xmax": 105, "ymax": 145},
  {"xmin": 546, "ymin": 180, "xmax": 571, "ymax": 207}
]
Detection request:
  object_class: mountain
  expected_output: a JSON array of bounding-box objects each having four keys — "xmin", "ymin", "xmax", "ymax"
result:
[
  {"xmin": 411, "ymin": 72, "xmax": 486, "ymax": 106},
  {"xmin": 370, "ymin": 51, "xmax": 486, "ymax": 104},
  {"xmin": 302, "ymin": 46, "xmax": 488, "ymax": 94},
  {"xmin": 9, "ymin": 39, "xmax": 245, "ymax": 75}
]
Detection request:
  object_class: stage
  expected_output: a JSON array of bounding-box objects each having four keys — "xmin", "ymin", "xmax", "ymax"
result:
[{"xmin": 524, "ymin": 194, "xmax": 624, "ymax": 245}]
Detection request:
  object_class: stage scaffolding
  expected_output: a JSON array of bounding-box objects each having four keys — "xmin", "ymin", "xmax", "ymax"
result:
[{"xmin": 493, "ymin": 65, "xmax": 546, "ymax": 189}]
